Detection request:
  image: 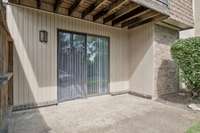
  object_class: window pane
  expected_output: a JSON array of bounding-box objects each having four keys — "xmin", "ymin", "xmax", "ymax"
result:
[{"xmin": 87, "ymin": 35, "xmax": 109, "ymax": 95}]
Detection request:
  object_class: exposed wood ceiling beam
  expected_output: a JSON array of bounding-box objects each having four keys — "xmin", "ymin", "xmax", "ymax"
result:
[
  {"xmin": 103, "ymin": 0, "xmax": 130, "ymax": 24},
  {"xmin": 112, "ymin": 6, "xmax": 148, "ymax": 26},
  {"xmin": 54, "ymin": 0, "xmax": 63, "ymax": 12},
  {"xmin": 161, "ymin": 21, "xmax": 183, "ymax": 30},
  {"xmin": 121, "ymin": 10, "xmax": 158, "ymax": 28},
  {"xmin": 81, "ymin": 0, "xmax": 104, "ymax": 19},
  {"xmin": 36, "ymin": 0, "xmax": 41, "ymax": 9},
  {"xmin": 93, "ymin": 0, "xmax": 125, "ymax": 21},
  {"xmin": 93, "ymin": 9, "xmax": 109, "ymax": 21},
  {"xmin": 103, "ymin": 13, "xmax": 116, "ymax": 24},
  {"xmin": 128, "ymin": 14, "xmax": 167, "ymax": 29},
  {"xmin": 68, "ymin": 0, "xmax": 82, "ymax": 16}
]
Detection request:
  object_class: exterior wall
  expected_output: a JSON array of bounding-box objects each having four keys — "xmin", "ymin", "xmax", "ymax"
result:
[
  {"xmin": 6, "ymin": 3, "xmax": 184, "ymax": 106},
  {"xmin": 179, "ymin": 0, "xmax": 199, "ymax": 38},
  {"xmin": 128, "ymin": 23, "xmax": 154, "ymax": 96},
  {"xmin": 169, "ymin": 0, "xmax": 193, "ymax": 27},
  {"xmin": 7, "ymin": 5, "xmax": 130, "ymax": 106},
  {"xmin": 0, "ymin": 5, "xmax": 11, "ymax": 131},
  {"xmin": 0, "ymin": 25, "xmax": 9, "ymax": 133},
  {"xmin": 194, "ymin": 0, "xmax": 200, "ymax": 35},
  {"xmin": 153, "ymin": 24, "xmax": 179, "ymax": 97},
  {"xmin": 180, "ymin": 29, "xmax": 195, "ymax": 39}
]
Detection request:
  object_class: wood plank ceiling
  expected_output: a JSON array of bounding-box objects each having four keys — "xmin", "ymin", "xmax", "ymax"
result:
[{"xmin": 8, "ymin": 0, "xmax": 168, "ymax": 29}]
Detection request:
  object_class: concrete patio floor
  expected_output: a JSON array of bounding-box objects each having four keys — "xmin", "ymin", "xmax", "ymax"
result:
[{"xmin": 9, "ymin": 94, "xmax": 200, "ymax": 133}]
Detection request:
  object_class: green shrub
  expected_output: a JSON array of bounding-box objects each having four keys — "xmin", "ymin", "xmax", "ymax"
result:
[
  {"xmin": 186, "ymin": 122, "xmax": 200, "ymax": 133},
  {"xmin": 171, "ymin": 37, "xmax": 200, "ymax": 97}
]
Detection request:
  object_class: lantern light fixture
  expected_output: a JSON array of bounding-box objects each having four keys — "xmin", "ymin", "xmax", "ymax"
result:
[{"xmin": 39, "ymin": 30, "xmax": 48, "ymax": 43}]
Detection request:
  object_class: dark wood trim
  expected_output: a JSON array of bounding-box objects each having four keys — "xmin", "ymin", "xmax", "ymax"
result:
[
  {"xmin": 81, "ymin": 0, "xmax": 104, "ymax": 18},
  {"xmin": 93, "ymin": 9, "xmax": 109, "ymax": 21},
  {"xmin": 128, "ymin": 14, "xmax": 166, "ymax": 29},
  {"xmin": 103, "ymin": 0, "xmax": 129, "ymax": 24},
  {"xmin": 121, "ymin": 10, "xmax": 157, "ymax": 28},
  {"xmin": 8, "ymin": 41, "xmax": 13, "ymax": 105},
  {"xmin": 53, "ymin": 0, "xmax": 63, "ymax": 12},
  {"xmin": 103, "ymin": 13, "xmax": 116, "ymax": 24},
  {"xmin": 36, "ymin": 0, "xmax": 41, "ymax": 9},
  {"xmin": 161, "ymin": 21, "xmax": 184, "ymax": 30},
  {"xmin": 93, "ymin": 0, "xmax": 124, "ymax": 21},
  {"xmin": 112, "ymin": 6, "xmax": 148, "ymax": 26},
  {"xmin": 57, "ymin": 28, "xmax": 110, "ymax": 39},
  {"xmin": 68, "ymin": 0, "xmax": 82, "ymax": 15}
]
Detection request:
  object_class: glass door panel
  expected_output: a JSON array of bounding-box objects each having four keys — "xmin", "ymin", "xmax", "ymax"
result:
[
  {"xmin": 58, "ymin": 32, "xmax": 86, "ymax": 102},
  {"xmin": 58, "ymin": 30, "xmax": 109, "ymax": 102},
  {"xmin": 87, "ymin": 36, "xmax": 109, "ymax": 96}
]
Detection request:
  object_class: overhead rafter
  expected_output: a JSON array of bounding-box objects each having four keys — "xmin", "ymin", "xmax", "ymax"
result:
[
  {"xmin": 81, "ymin": 0, "xmax": 104, "ymax": 19},
  {"xmin": 93, "ymin": 9, "xmax": 109, "ymax": 21},
  {"xmin": 103, "ymin": 0, "xmax": 130, "ymax": 24},
  {"xmin": 161, "ymin": 21, "xmax": 183, "ymax": 30},
  {"xmin": 112, "ymin": 6, "xmax": 148, "ymax": 26},
  {"xmin": 121, "ymin": 10, "xmax": 158, "ymax": 28},
  {"xmin": 103, "ymin": 14, "xmax": 116, "ymax": 24},
  {"xmin": 36, "ymin": 0, "xmax": 41, "ymax": 9},
  {"xmin": 93, "ymin": 0, "xmax": 125, "ymax": 21},
  {"xmin": 128, "ymin": 14, "xmax": 167, "ymax": 29},
  {"xmin": 68, "ymin": 0, "xmax": 82, "ymax": 16},
  {"xmin": 54, "ymin": 0, "xmax": 63, "ymax": 12}
]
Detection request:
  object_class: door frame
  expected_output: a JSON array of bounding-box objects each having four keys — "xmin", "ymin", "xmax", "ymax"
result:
[{"xmin": 57, "ymin": 29, "xmax": 110, "ymax": 102}]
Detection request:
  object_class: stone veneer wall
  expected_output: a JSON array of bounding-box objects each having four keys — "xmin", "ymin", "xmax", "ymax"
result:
[{"xmin": 153, "ymin": 24, "xmax": 179, "ymax": 98}]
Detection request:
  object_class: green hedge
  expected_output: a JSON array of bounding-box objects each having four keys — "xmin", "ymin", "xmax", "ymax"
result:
[
  {"xmin": 186, "ymin": 122, "xmax": 200, "ymax": 133},
  {"xmin": 171, "ymin": 37, "xmax": 200, "ymax": 96}
]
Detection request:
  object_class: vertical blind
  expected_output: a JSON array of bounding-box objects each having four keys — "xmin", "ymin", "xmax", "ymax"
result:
[
  {"xmin": 58, "ymin": 31, "xmax": 109, "ymax": 101},
  {"xmin": 87, "ymin": 35, "xmax": 109, "ymax": 96}
]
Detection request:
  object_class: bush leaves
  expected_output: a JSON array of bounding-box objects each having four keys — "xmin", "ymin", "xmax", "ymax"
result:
[{"xmin": 171, "ymin": 37, "xmax": 200, "ymax": 94}]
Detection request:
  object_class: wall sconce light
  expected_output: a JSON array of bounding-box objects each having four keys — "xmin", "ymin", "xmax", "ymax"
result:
[{"xmin": 39, "ymin": 30, "xmax": 48, "ymax": 43}]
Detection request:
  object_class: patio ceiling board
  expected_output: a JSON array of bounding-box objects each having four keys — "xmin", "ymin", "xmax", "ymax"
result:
[
  {"xmin": 103, "ymin": 2, "xmax": 136, "ymax": 24},
  {"xmin": 128, "ymin": 14, "xmax": 167, "ymax": 29},
  {"xmin": 36, "ymin": 0, "xmax": 41, "ymax": 9},
  {"xmin": 81, "ymin": 0, "xmax": 104, "ymax": 18},
  {"xmin": 53, "ymin": 0, "xmax": 64, "ymax": 12},
  {"xmin": 68, "ymin": 0, "xmax": 82, "ymax": 15},
  {"xmin": 93, "ymin": 0, "xmax": 128, "ymax": 21},
  {"xmin": 7, "ymin": 0, "xmax": 168, "ymax": 29},
  {"xmin": 76, "ymin": 0, "xmax": 93, "ymax": 12},
  {"xmin": 90, "ymin": 0, "xmax": 111, "ymax": 16},
  {"xmin": 112, "ymin": 5, "xmax": 148, "ymax": 26},
  {"xmin": 93, "ymin": 0, "xmax": 123, "ymax": 21},
  {"xmin": 121, "ymin": 10, "xmax": 158, "ymax": 28},
  {"xmin": 63, "ymin": 0, "xmax": 75, "ymax": 8}
]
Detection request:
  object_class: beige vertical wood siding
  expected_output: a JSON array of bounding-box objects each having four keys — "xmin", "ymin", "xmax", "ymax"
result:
[
  {"xmin": 128, "ymin": 23, "xmax": 154, "ymax": 96},
  {"xmin": 7, "ymin": 5, "xmax": 130, "ymax": 106}
]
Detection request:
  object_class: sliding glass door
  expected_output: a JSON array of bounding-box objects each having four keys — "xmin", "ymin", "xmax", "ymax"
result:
[
  {"xmin": 87, "ymin": 36, "xmax": 109, "ymax": 96},
  {"xmin": 58, "ymin": 30, "xmax": 109, "ymax": 102},
  {"xmin": 58, "ymin": 32, "xmax": 87, "ymax": 102}
]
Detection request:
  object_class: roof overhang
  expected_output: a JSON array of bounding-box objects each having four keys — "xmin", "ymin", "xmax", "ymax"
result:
[
  {"xmin": 130, "ymin": 0, "xmax": 170, "ymax": 16},
  {"xmin": 157, "ymin": 18, "xmax": 194, "ymax": 31},
  {"xmin": 5, "ymin": 0, "xmax": 169, "ymax": 30}
]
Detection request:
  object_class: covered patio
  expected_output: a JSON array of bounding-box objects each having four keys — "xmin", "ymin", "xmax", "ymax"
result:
[
  {"xmin": 5, "ymin": 0, "xmax": 180, "ymax": 109},
  {"xmin": 8, "ymin": 0, "xmax": 169, "ymax": 29},
  {"xmin": 9, "ymin": 94, "xmax": 200, "ymax": 133}
]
